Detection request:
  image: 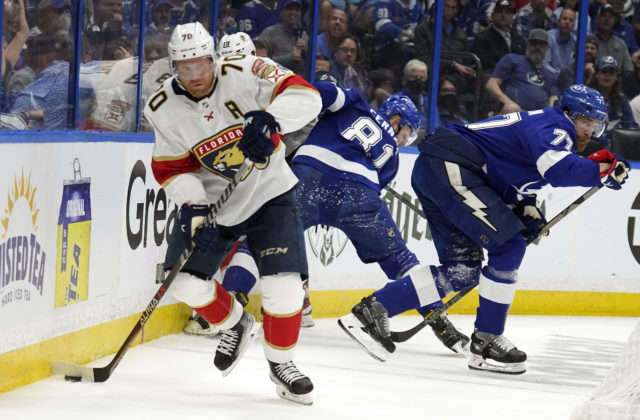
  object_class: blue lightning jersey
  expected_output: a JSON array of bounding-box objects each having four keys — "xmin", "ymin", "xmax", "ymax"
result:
[
  {"xmin": 440, "ymin": 107, "xmax": 603, "ymax": 204},
  {"xmin": 373, "ymin": 0, "xmax": 425, "ymax": 46},
  {"xmin": 236, "ymin": 1, "xmax": 281, "ymax": 39},
  {"xmin": 292, "ymin": 82, "xmax": 400, "ymax": 192}
]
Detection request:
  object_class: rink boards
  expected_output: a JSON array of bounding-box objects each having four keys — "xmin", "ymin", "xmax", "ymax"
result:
[{"xmin": 0, "ymin": 133, "xmax": 639, "ymax": 391}]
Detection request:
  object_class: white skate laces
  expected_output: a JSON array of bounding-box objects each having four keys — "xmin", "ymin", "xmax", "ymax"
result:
[
  {"xmin": 273, "ymin": 361, "xmax": 306, "ymax": 385},
  {"xmin": 217, "ymin": 329, "xmax": 239, "ymax": 356}
]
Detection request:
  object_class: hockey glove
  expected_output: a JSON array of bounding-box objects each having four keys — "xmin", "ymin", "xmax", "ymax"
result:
[
  {"xmin": 587, "ymin": 150, "xmax": 630, "ymax": 190},
  {"xmin": 178, "ymin": 203, "xmax": 218, "ymax": 251},
  {"xmin": 513, "ymin": 196, "xmax": 548, "ymax": 242},
  {"xmin": 238, "ymin": 110, "xmax": 280, "ymax": 164}
]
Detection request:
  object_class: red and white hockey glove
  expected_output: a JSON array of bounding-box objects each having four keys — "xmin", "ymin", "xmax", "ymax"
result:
[{"xmin": 587, "ymin": 150, "xmax": 630, "ymax": 190}]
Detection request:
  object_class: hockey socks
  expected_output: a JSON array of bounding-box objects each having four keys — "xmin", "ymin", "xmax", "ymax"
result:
[
  {"xmin": 475, "ymin": 266, "xmax": 517, "ymax": 335},
  {"xmin": 373, "ymin": 265, "xmax": 442, "ymax": 317}
]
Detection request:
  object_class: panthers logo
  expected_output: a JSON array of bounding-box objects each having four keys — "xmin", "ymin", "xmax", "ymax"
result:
[{"xmin": 212, "ymin": 143, "xmax": 245, "ymax": 172}]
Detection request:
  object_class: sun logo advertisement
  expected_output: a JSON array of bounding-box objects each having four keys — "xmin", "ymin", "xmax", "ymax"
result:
[
  {"xmin": 0, "ymin": 170, "xmax": 47, "ymax": 308},
  {"xmin": 54, "ymin": 159, "xmax": 91, "ymax": 307}
]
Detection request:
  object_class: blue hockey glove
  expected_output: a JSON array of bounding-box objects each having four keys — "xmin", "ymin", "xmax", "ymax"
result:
[
  {"xmin": 588, "ymin": 150, "xmax": 630, "ymax": 190},
  {"xmin": 178, "ymin": 203, "xmax": 218, "ymax": 251},
  {"xmin": 238, "ymin": 110, "xmax": 280, "ymax": 164},
  {"xmin": 513, "ymin": 196, "xmax": 548, "ymax": 242}
]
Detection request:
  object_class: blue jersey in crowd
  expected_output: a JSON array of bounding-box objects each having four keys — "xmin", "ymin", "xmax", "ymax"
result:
[
  {"xmin": 491, "ymin": 53, "xmax": 556, "ymax": 111},
  {"xmin": 373, "ymin": 0, "xmax": 425, "ymax": 46},
  {"xmin": 292, "ymin": 82, "xmax": 401, "ymax": 193},
  {"xmin": 236, "ymin": 1, "xmax": 281, "ymax": 39},
  {"xmin": 444, "ymin": 107, "xmax": 602, "ymax": 204}
]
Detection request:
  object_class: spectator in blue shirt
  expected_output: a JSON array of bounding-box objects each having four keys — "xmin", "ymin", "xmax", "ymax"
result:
[
  {"xmin": 513, "ymin": 0, "xmax": 557, "ymax": 40},
  {"xmin": 236, "ymin": 0, "xmax": 280, "ymax": 39},
  {"xmin": 372, "ymin": 0, "xmax": 426, "ymax": 83},
  {"xmin": 543, "ymin": 8, "xmax": 577, "ymax": 78},
  {"xmin": 587, "ymin": 55, "xmax": 640, "ymax": 147},
  {"xmin": 316, "ymin": 7, "xmax": 349, "ymax": 61},
  {"xmin": 10, "ymin": 34, "xmax": 71, "ymax": 129},
  {"xmin": 485, "ymin": 28, "xmax": 556, "ymax": 113}
]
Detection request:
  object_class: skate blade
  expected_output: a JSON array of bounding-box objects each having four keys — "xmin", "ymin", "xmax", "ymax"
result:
[
  {"xmin": 273, "ymin": 382, "xmax": 313, "ymax": 405},
  {"xmin": 467, "ymin": 354, "xmax": 526, "ymax": 374},
  {"xmin": 184, "ymin": 325, "xmax": 220, "ymax": 337},
  {"xmin": 337, "ymin": 314, "xmax": 389, "ymax": 362},
  {"xmin": 450, "ymin": 341, "xmax": 469, "ymax": 356},
  {"xmin": 220, "ymin": 323, "xmax": 263, "ymax": 377}
]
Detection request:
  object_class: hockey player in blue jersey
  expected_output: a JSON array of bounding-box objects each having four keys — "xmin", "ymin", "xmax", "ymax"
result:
[
  {"xmin": 293, "ymin": 86, "xmax": 471, "ymax": 357},
  {"xmin": 339, "ymin": 84, "xmax": 630, "ymax": 373}
]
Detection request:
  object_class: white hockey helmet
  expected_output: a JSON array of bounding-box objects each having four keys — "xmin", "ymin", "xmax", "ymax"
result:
[
  {"xmin": 217, "ymin": 32, "xmax": 256, "ymax": 58},
  {"xmin": 168, "ymin": 22, "xmax": 215, "ymax": 68}
]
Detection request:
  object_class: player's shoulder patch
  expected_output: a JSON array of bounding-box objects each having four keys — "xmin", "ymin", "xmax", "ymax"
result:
[{"xmin": 250, "ymin": 57, "xmax": 291, "ymax": 85}]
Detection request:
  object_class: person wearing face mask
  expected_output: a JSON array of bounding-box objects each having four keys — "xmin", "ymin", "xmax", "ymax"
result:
[
  {"xmin": 438, "ymin": 75, "xmax": 472, "ymax": 125},
  {"xmin": 396, "ymin": 59, "xmax": 441, "ymax": 138}
]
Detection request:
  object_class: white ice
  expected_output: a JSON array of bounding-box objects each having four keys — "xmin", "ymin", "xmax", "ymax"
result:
[{"xmin": 2, "ymin": 315, "xmax": 637, "ymax": 420}]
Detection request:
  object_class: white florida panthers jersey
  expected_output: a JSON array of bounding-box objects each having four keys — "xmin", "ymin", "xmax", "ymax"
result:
[{"xmin": 144, "ymin": 54, "xmax": 321, "ymax": 226}]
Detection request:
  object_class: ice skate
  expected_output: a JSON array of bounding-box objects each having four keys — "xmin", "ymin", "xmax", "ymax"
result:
[
  {"xmin": 214, "ymin": 311, "xmax": 262, "ymax": 376},
  {"xmin": 426, "ymin": 312, "xmax": 470, "ymax": 355},
  {"xmin": 269, "ymin": 360, "xmax": 313, "ymax": 405},
  {"xmin": 184, "ymin": 312, "xmax": 220, "ymax": 336},
  {"xmin": 338, "ymin": 296, "xmax": 395, "ymax": 362},
  {"xmin": 468, "ymin": 330, "xmax": 527, "ymax": 374}
]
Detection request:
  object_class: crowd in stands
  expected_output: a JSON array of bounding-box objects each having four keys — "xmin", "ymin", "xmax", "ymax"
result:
[{"xmin": 1, "ymin": 0, "xmax": 640, "ymax": 151}]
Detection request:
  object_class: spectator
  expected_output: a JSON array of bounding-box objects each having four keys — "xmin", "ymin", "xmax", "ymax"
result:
[
  {"xmin": 103, "ymin": 36, "xmax": 134, "ymax": 60},
  {"xmin": 543, "ymin": 7, "xmax": 576, "ymax": 77},
  {"xmin": 471, "ymin": 0, "xmax": 526, "ymax": 75},
  {"xmin": 2, "ymin": 0, "xmax": 29, "ymax": 80},
  {"xmin": 143, "ymin": 35, "xmax": 170, "ymax": 63},
  {"xmin": 438, "ymin": 74, "xmax": 472, "ymax": 125},
  {"xmin": 257, "ymin": 0, "xmax": 307, "ymax": 75},
  {"xmin": 513, "ymin": 0, "xmax": 557, "ymax": 40},
  {"xmin": 10, "ymin": 33, "xmax": 71, "ymax": 129},
  {"xmin": 592, "ymin": 4, "xmax": 634, "ymax": 74},
  {"xmin": 587, "ymin": 55, "xmax": 639, "ymax": 149},
  {"xmin": 485, "ymin": 28, "xmax": 556, "ymax": 113},
  {"xmin": 553, "ymin": 0, "xmax": 590, "ymax": 35},
  {"xmin": 372, "ymin": 0, "xmax": 426, "ymax": 84},
  {"xmin": 331, "ymin": 34, "xmax": 366, "ymax": 92},
  {"xmin": 84, "ymin": 0, "xmax": 127, "ymax": 60},
  {"xmin": 395, "ymin": 58, "xmax": 439, "ymax": 138},
  {"xmin": 236, "ymin": 0, "xmax": 280, "ymax": 39},
  {"xmin": 168, "ymin": 0, "xmax": 200, "ymax": 27},
  {"xmin": 554, "ymin": 34, "xmax": 600, "ymax": 95},
  {"xmin": 30, "ymin": 0, "xmax": 71, "ymax": 38},
  {"xmin": 317, "ymin": 7, "xmax": 348, "ymax": 61},
  {"xmin": 145, "ymin": 0, "xmax": 173, "ymax": 40},
  {"xmin": 414, "ymin": 0, "xmax": 476, "ymax": 83},
  {"xmin": 456, "ymin": 0, "xmax": 489, "ymax": 43},
  {"xmin": 596, "ymin": 0, "xmax": 639, "ymax": 58},
  {"xmin": 365, "ymin": 67, "xmax": 395, "ymax": 107}
]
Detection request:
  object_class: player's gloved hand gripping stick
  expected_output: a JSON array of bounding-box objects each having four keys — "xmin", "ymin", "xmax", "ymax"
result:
[
  {"xmin": 52, "ymin": 160, "xmax": 254, "ymax": 382},
  {"xmin": 389, "ymin": 183, "xmax": 606, "ymax": 343}
]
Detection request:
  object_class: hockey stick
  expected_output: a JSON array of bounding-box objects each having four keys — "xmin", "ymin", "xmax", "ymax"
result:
[
  {"xmin": 390, "ymin": 184, "xmax": 604, "ymax": 343},
  {"xmin": 52, "ymin": 161, "xmax": 253, "ymax": 382},
  {"xmin": 385, "ymin": 185, "xmax": 427, "ymax": 219}
]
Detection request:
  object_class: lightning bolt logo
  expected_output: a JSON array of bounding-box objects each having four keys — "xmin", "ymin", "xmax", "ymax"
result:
[{"xmin": 444, "ymin": 162, "xmax": 498, "ymax": 232}]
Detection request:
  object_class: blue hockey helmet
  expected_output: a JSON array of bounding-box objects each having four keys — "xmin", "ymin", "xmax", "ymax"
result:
[
  {"xmin": 378, "ymin": 94, "xmax": 421, "ymax": 144},
  {"xmin": 558, "ymin": 84, "xmax": 607, "ymax": 137}
]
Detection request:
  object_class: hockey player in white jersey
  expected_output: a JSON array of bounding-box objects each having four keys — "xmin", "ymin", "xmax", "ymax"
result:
[{"xmin": 144, "ymin": 22, "xmax": 321, "ymax": 404}]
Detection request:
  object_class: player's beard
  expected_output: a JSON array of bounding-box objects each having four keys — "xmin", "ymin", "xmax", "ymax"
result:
[{"xmin": 575, "ymin": 134, "xmax": 590, "ymax": 152}]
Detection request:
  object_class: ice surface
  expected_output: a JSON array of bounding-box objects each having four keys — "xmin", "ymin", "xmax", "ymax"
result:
[{"xmin": 2, "ymin": 315, "xmax": 637, "ymax": 420}]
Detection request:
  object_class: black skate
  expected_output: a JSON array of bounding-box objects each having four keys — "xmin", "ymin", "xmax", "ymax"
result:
[
  {"xmin": 269, "ymin": 361, "xmax": 313, "ymax": 405},
  {"xmin": 426, "ymin": 312, "xmax": 470, "ymax": 354},
  {"xmin": 214, "ymin": 311, "xmax": 262, "ymax": 376},
  {"xmin": 338, "ymin": 296, "xmax": 396, "ymax": 362},
  {"xmin": 468, "ymin": 330, "xmax": 527, "ymax": 374}
]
